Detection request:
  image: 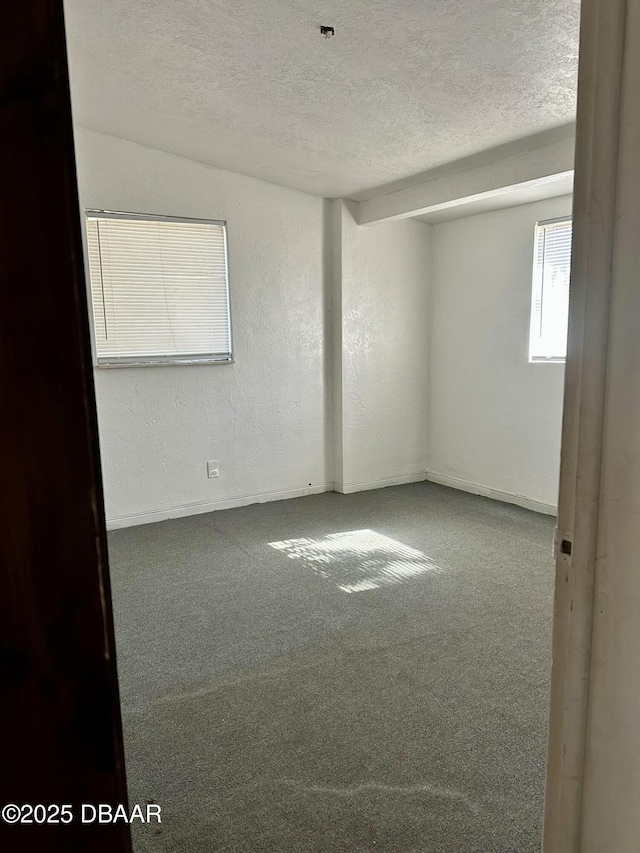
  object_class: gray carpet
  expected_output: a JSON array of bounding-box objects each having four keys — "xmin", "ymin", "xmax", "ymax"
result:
[{"xmin": 107, "ymin": 482, "xmax": 555, "ymax": 853}]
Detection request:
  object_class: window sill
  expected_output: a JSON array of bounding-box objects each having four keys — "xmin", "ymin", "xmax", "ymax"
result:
[{"xmin": 95, "ymin": 357, "xmax": 234, "ymax": 369}]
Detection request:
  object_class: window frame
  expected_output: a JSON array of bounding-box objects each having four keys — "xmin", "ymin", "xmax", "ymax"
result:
[
  {"xmin": 85, "ymin": 209, "xmax": 234, "ymax": 368},
  {"xmin": 528, "ymin": 215, "xmax": 573, "ymax": 365}
]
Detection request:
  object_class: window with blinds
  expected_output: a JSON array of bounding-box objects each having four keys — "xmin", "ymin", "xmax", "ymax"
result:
[
  {"xmin": 529, "ymin": 217, "xmax": 572, "ymax": 362},
  {"xmin": 86, "ymin": 211, "xmax": 232, "ymax": 366}
]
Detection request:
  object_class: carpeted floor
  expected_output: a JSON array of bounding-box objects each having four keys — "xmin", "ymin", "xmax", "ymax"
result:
[{"xmin": 107, "ymin": 482, "xmax": 555, "ymax": 853}]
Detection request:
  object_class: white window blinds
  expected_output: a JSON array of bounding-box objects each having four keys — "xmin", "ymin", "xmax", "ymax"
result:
[
  {"xmin": 86, "ymin": 211, "xmax": 232, "ymax": 365},
  {"xmin": 529, "ymin": 218, "xmax": 572, "ymax": 362}
]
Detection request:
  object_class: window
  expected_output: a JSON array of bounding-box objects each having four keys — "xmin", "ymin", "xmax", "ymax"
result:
[
  {"xmin": 86, "ymin": 211, "xmax": 232, "ymax": 366},
  {"xmin": 529, "ymin": 217, "xmax": 572, "ymax": 362}
]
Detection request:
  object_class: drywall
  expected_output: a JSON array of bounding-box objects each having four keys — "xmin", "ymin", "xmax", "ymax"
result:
[
  {"xmin": 358, "ymin": 129, "xmax": 575, "ymax": 224},
  {"xmin": 73, "ymin": 127, "xmax": 561, "ymax": 525},
  {"xmin": 74, "ymin": 128, "xmax": 331, "ymax": 527},
  {"xmin": 335, "ymin": 201, "xmax": 431, "ymax": 492},
  {"xmin": 428, "ymin": 195, "xmax": 572, "ymax": 510}
]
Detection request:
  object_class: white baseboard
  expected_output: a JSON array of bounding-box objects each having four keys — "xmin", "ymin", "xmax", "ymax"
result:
[
  {"xmin": 106, "ymin": 483, "xmax": 334, "ymax": 530},
  {"xmin": 338, "ymin": 472, "xmax": 427, "ymax": 495},
  {"xmin": 106, "ymin": 471, "xmax": 556, "ymax": 529},
  {"xmin": 426, "ymin": 472, "xmax": 557, "ymax": 516}
]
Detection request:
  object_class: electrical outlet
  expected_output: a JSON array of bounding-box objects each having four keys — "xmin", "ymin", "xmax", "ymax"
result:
[{"xmin": 207, "ymin": 460, "xmax": 219, "ymax": 479}]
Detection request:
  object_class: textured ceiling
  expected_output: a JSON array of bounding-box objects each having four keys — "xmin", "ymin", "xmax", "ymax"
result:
[
  {"xmin": 64, "ymin": 0, "xmax": 580, "ymax": 199},
  {"xmin": 415, "ymin": 181, "xmax": 574, "ymax": 223}
]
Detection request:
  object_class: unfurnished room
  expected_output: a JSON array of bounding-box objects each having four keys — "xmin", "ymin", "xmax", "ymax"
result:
[{"xmin": 4, "ymin": 1, "xmax": 585, "ymax": 851}]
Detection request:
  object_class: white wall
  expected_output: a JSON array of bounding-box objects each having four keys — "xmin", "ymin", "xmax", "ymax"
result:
[
  {"xmin": 74, "ymin": 128, "xmax": 332, "ymax": 526},
  {"xmin": 75, "ymin": 127, "xmax": 565, "ymax": 526},
  {"xmin": 335, "ymin": 201, "xmax": 431, "ymax": 491},
  {"xmin": 74, "ymin": 130, "xmax": 431, "ymax": 527},
  {"xmin": 428, "ymin": 195, "xmax": 571, "ymax": 511}
]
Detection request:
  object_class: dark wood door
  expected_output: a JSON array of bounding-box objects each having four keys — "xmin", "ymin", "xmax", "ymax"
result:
[{"xmin": 0, "ymin": 3, "xmax": 131, "ymax": 851}]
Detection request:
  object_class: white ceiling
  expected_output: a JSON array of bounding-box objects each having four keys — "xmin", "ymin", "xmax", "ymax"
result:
[
  {"xmin": 416, "ymin": 179, "xmax": 574, "ymax": 223},
  {"xmin": 64, "ymin": 0, "xmax": 580, "ymax": 199}
]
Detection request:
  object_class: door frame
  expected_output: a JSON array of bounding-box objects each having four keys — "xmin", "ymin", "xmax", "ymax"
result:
[{"xmin": 543, "ymin": 0, "xmax": 630, "ymax": 850}]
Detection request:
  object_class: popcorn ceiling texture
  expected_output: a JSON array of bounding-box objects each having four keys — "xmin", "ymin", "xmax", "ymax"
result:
[{"xmin": 64, "ymin": 0, "xmax": 580, "ymax": 198}]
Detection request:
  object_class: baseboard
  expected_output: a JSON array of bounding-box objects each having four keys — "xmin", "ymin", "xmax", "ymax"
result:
[
  {"xmin": 106, "ymin": 471, "xmax": 556, "ymax": 529},
  {"xmin": 425, "ymin": 472, "xmax": 557, "ymax": 516},
  {"xmin": 338, "ymin": 472, "xmax": 427, "ymax": 495},
  {"xmin": 106, "ymin": 483, "xmax": 334, "ymax": 530}
]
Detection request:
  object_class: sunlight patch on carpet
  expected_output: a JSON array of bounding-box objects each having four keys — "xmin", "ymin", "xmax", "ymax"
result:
[{"xmin": 268, "ymin": 529, "xmax": 442, "ymax": 593}]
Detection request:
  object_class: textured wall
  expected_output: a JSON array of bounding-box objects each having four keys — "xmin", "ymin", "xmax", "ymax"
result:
[
  {"xmin": 428, "ymin": 196, "xmax": 571, "ymax": 509},
  {"xmin": 74, "ymin": 128, "xmax": 331, "ymax": 526},
  {"xmin": 336, "ymin": 201, "xmax": 431, "ymax": 491},
  {"xmin": 74, "ymin": 127, "xmax": 566, "ymax": 525}
]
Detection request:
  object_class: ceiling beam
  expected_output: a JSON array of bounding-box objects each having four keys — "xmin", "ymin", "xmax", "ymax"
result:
[{"xmin": 357, "ymin": 133, "xmax": 576, "ymax": 225}]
